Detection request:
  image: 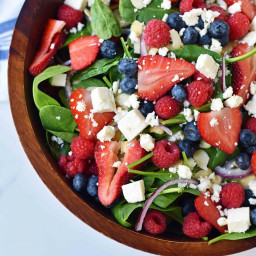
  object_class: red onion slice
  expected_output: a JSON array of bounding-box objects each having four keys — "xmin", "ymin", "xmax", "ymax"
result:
[
  {"xmin": 140, "ymin": 32, "xmax": 148, "ymax": 57},
  {"xmin": 214, "ymin": 165, "xmax": 252, "ymax": 179},
  {"xmin": 63, "ymin": 59, "xmax": 71, "ymax": 66},
  {"xmin": 135, "ymin": 178, "xmax": 199, "ymax": 231},
  {"xmin": 221, "ymin": 57, "xmax": 226, "ymax": 92},
  {"xmin": 65, "ymin": 73, "xmax": 72, "ymax": 100},
  {"xmin": 157, "ymin": 124, "xmax": 173, "ymax": 136}
]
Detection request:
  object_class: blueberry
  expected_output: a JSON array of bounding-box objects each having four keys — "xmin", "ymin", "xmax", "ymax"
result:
[
  {"xmin": 244, "ymin": 189, "xmax": 256, "ymax": 207},
  {"xmin": 120, "ymin": 77, "xmax": 137, "ymax": 95},
  {"xmin": 245, "ymin": 145, "xmax": 256, "ymax": 155},
  {"xmin": 73, "ymin": 174, "xmax": 87, "ymax": 193},
  {"xmin": 182, "ymin": 27, "xmax": 199, "ymax": 45},
  {"xmin": 167, "ymin": 12, "xmax": 187, "ymax": 31},
  {"xmin": 171, "ymin": 84, "xmax": 187, "ymax": 102},
  {"xmin": 198, "ymin": 33, "xmax": 212, "ymax": 46},
  {"xmin": 139, "ymin": 100, "xmax": 155, "ymax": 117},
  {"xmin": 87, "ymin": 175, "xmax": 98, "ymax": 197},
  {"xmin": 100, "ymin": 40, "xmax": 117, "ymax": 59},
  {"xmin": 182, "ymin": 197, "xmax": 196, "ymax": 217},
  {"xmin": 118, "ymin": 58, "xmax": 137, "ymax": 76},
  {"xmin": 219, "ymin": 35, "xmax": 229, "ymax": 47},
  {"xmin": 235, "ymin": 152, "xmax": 250, "ymax": 170},
  {"xmin": 184, "ymin": 122, "xmax": 201, "ymax": 141},
  {"xmin": 251, "ymin": 208, "xmax": 256, "ymax": 225},
  {"xmin": 195, "ymin": 18, "xmax": 204, "ymax": 29},
  {"xmin": 239, "ymin": 129, "xmax": 256, "ymax": 148},
  {"xmin": 178, "ymin": 139, "xmax": 198, "ymax": 158},
  {"xmin": 208, "ymin": 20, "xmax": 230, "ymax": 39}
]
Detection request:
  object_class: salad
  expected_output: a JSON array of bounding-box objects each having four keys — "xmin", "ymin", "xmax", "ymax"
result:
[{"xmin": 29, "ymin": 0, "xmax": 256, "ymax": 244}]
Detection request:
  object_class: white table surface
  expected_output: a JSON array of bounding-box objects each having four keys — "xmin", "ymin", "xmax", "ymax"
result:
[{"xmin": 1, "ymin": 1, "xmax": 256, "ymax": 255}]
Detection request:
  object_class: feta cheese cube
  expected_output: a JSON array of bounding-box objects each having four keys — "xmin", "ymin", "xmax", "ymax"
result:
[
  {"xmin": 227, "ymin": 207, "xmax": 251, "ymax": 233},
  {"xmin": 140, "ymin": 134, "xmax": 155, "ymax": 152},
  {"xmin": 158, "ymin": 47, "xmax": 169, "ymax": 57},
  {"xmin": 170, "ymin": 29, "xmax": 183, "ymax": 49},
  {"xmin": 250, "ymin": 81, "xmax": 256, "ymax": 95},
  {"xmin": 228, "ymin": 1, "xmax": 242, "ymax": 14},
  {"xmin": 224, "ymin": 95, "xmax": 243, "ymax": 108},
  {"xmin": 97, "ymin": 126, "xmax": 115, "ymax": 142},
  {"xmin": 211, "ymin": 98, "xmax": 224, "ymax": 111},
  {"xmin": 64, "ymin": 0, "xmax": 87, "ymax": 11},
  {"xmin": 148, "ymin": 48, "xmax": 159, "ymax": 56},
  {"xmin": 177, "ymin": 165, "xmax": 192, "ymax": 179},
  {"xmin": 223, "ymin": 86, "xmax": 233, "ymax": 99},
  {"xmin": 210, "ymin": 38, "xmax": 222, "ymax": 54},
  {"xmin": 118, "ymin": 109, "xmax": 148, "ymax": 141},
  {"xmin": 91, "ymin": 87, "xmax": 116, "ymax": 113},
  {"xmin": 122, "ymin": 180, "xmax": 145, "ymax": 203},
  {"xmin": 193, "ymin": 150, "xmax": 210, "ymax": 170},
  {"xmin": 196, "ymin": 54, "xmax": 220, "ymax": 79},
  {"xmin": 161, "ymin": 0, "xmax": 172, "ymax": 10},
  {"xmin": 244, "ymin": 95, "xmax": 256, "ymax": 117},
  {"xmin": 241, "ymin": 31, "xmax": 256, "ymax": 46},
  {"xmin": 49, "ymin": 74, "xmax": 67, "ymax": 87}
]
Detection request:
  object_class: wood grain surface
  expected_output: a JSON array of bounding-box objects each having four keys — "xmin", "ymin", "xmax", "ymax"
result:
[{"xmin": 8, "ymin": 0, "xmax": 256, "ymax": 255}]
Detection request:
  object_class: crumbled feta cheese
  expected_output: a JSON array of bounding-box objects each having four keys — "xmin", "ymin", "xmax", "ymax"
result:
[
  {"xmin": 112, "ymin": 80, "xmax": 120, "ymax": 94},
  {"xmin": 227, "ymin": 207, "xmax": 251, "ymax": 233},
  {"xmin": 50, "ymin": 43, "xmax": 55, "ymax": 50},
  {"xmin": 198, "ymin": 176, "xmax": 211, "ymax": 192},
  {"xmin": 224, "ymin": 95, "xmax": 243, "ymax": 108},
  {"xmin": 168, "ymin": 131, "xmax": 184, "ymax": 142},
  {"xmin": 129, "ymin": 31, "xmax": 140, "ymax": 44},
  {"xmin": 77, "ymin": 22, "xmax": 84, "ymax": 31},
  {"xmin": 114, "ymin": 107, "xmax": 128, "ymax": 123},
  {"xmin": 97, "ymin": 126, "xmax": 115, "ymax": 142},
  {"xmin": 56, "ymin": 116, "xmax": 61, "ymax": 120},
  {"xmin": 161, "ymin": 0, "xmax": 172, "ymax": 10},
  {"xmin": 249, "ymin": 180, "xmax": 256, "ymax": 196},
  {"xmin": 244, "ymin": 95, "xmax": 256, "ymax": 117},
  {"xmin": 193, "ymin": 110, "xmax": 200, "ymax": 121},
  {"xmin": 118, "ymin": 110, "xmax": 148, "ymax": 141},
  {"xmin": 223, "ymin": 86, "xmax": 233, "ymax": 99},
  {"xmin": 158, "ymin": 47, "xmax": 169, "ymax": 56},
  {"xmin": 51, "ymin": 136, "xmax": 64, "ymax": 146},
  {"xmin": 249, "ymin": 198, "xmax": 256, "ymax": 205},
  {"xmin": 228, "ymin": 1, "xmax": 242, "ymax": 14},
  {"xmin": 217, "ymin": 217, "xmax": 227, "ymax": 226},
  {"xmin": 210, "ymin": 117, "xmax": 219, "ymax": 127},
  {"xmin": 201, "ymin": 9, "xmax": 218, "ymax": 24},
  {"xmin": 122, "ymin": 180, "xmax": 145, "ymax": 203},
  {"xmin": 69, "ymin": 27, "xmax": 77, "ymax": 34},
  {"xmin": 179, "ymin": 28, "xmax": 186, "ymax": 37},
  {"xmin": 178, "ymin": 165, "xmax": 192, "ymax": 179},
  {"xmin": 162, "ymin": 13, "xmax": 169, "ymax": 22},
  {"xmin": 91, "ymin": 87, "xmax": 116, "ymax": 113},
  {"xmin": 170, "ymin": 29, "xmax": 183, "ymax": 49},
  {"xmin": 64, "ymin": 0, "xmax": 87, "ymax": 11},
  {"xmin": 112, "ymin": 161, "xmax": 122, "ymax": 168},
  {"xmin": 129, "ymin": 94, "xmax": 140, "ymax": 109},
  {"xmin": 250, "ymin": 16, "xmax": 256, "ymax": 31},
  {"xmin": 182, "ymin": 9, "xmax": 202, "ymax": 26},
  {"xmin": 183, "ymin": 100, "xmax": 190, "ymax": 108},
  {"xmin": 183, "ymin": 108, "xmax": 194, "ymax": 122},
  {"xmin": 145, "ymin": 111, "xmax": 159, "ymax": 127},
  {"xmin": 116, "ymin": 93, "xmax": 130, "ymax": 109},
  {"xmin": 211, "ymin": 98, "xmax": 224, "ymax": 111},
  {"xmin": 196, "ymin": 54, "xmax": 220, "ymax": 79},
  {"xmin": 204, "ymin": 201, "xmax": 209, "ymax": 206},
  {"xmin": 241, "ymin": 31, "xmax": 256, "ymax": 46},
  {"xmin": 148, "ymin": 48, "xmax": 159, "ymax": 56},
  {"xmin": 193, "ymin": 150, "xmax": 210, "ymax": 170},
  {"xmin": 250, "ymin": 81, "xmax": 256, "ymax": 95},
  {"xmin": 211, "ymin": 184, "xmax": 222, "ymax": 203},
  {"xmin": 140, "ymin": 134, "xmax": 155, "ymax": 152},
  {"xmin": 169, "ymin": 167, "xmax": 178, "ymax": 173},
  {"xmin": 76, "ymin": 100, "xmax": 86, "ymax": 112},
  {"xmin": 217, "ymin": 0, "xmax": 227, "ymax": 10},
  {"xmin": 210, "ymin": 38, "xmax": 222, "ymax": 54}
]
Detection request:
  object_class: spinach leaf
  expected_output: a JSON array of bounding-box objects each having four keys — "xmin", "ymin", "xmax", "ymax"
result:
[
  {"xmin": 39, "ymin": 105, "xmax": 77, "ymax": 133},
  {"xmin": 91, "ymin": 0, "xmax": 121, "ymax": 39},
  {"xmin": 109, "ymin": 66, "xmax": 125, "ymax": 83},
  {"xmin": 171, "ymin": 45, "xmax": 222, "ymax": 64},
  {"xmin": 72, "ymin": 78, "xmax": 107, "ymax": 90},
  {"xmin": 62, "ymin": 23, "xmax": 92, "ymax": 47},
  {"xmin": 161, "ymin": 114, "xmax": 186, "ymax": 126},
  {"xmin": 73, "ymin": 57, "xmax": 120, "ymax": 81},
  {"xmin": 143, "ymin": 176, "xmax": 155, "ymax": 189},
  {"xmin": 48, "ymin": 130, "xmax": 78, "ymax": 143},
  {"xmin": 111, "ymin": 199, "xmax": 181, "ymax": 227},
  {"xmin": 119, "ymin": 0, "xmax": 176, "ymax": 24},
  {"xmin": 209, "ymin": 228, "xmax": 256, "ymax": 244},
  {"xmin": 58, "ymin": 89, "xmax": 69, "ymax": 108},
  {"xmin": 153, "ymin": 193, "xmax": 181, "ymax": 208},
  {"xmin": 33, "ymin": 65, "xmax": 71, "ymax": 110}
]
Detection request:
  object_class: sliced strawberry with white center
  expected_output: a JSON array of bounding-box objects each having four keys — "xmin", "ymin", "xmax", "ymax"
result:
[
  {"xmin": 95, "ymin": 140, "xmax": 146, "ymax": 206},
  {"xmin": 69, "ymin": 88, "xmax": 115, "ymax": 139},
  {"xmin": 197, "ymin": 108, "xmax": 242, "ymax": 154},
  {"xmin": 69, "ymin": 35, "xmax": 101, "ymax": 71},
  {"xmin": 29, "ymin": 19, "xmax": 66, "ymax": 76},
  {"xmin": 138, "ymin": 55, "xmax": 196, "ymax": 101}
]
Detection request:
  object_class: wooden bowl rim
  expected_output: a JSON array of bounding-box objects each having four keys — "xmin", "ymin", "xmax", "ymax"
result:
[{"xmin": 7, "ymin": 0, "xmax": 256, "ymax": 255}]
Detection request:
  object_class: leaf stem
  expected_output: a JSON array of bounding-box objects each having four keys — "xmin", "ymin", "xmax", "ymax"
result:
[
  {"xmin": 226, "ymin": 47, "xmax": 256, "ymax": 63},
  {"xmin": 103, "ymin": 76, "xmax": 112, "ymax": 88},
  {"xmin": 128, "ymin": 169, "xmax": 170, "ymax": 176},
  {"xmin": 120, "ymin": 37, "xmax": 132, "ymax": 59},
  {"xmin": 148, "ymin": 187, "xmax": 183, "ymax": 194},
  {"xmin": 182, "ymin": 151, "xmax": 190, "ymax": 168},
  {"xmin": 127, "ymin": 152, "xmax": 153, "ymax": 169}
]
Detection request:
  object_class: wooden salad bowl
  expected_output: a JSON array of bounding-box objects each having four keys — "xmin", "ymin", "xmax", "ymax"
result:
[{"xmin": 8, "ymin": 0, "xmax": 256, "ymax": 255}]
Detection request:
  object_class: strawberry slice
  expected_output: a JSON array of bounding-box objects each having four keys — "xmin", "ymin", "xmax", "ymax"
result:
[
  {"xmin": 69, "ymin": 35, "xmax": 101, "ymax": 71},
  {"xmin": 225, "ymin": 0, "xmax": 256, "ymax": 21},
  {"xmin": 231, "ymin": 43, "xmax": 256, "ymax": 104},
  {"xmin": 138, "ymin": 55, "xmax": 196, "ymax": 101},
  {"xmin": 197, "ymin": 108, "xmax": 242, "ymax": 154},
  {"xmin": 69, "ymin": 88, "xmax": 115, "ymax": 139},
  {"xmin": 95, "ymin": 140, "xmax": 146, "ymax": 206},
  {"xmin": 195, "ymin": 194, "xmax": 227, "ymax": 233},
  {"xmin": 252, "ymin": 151, "xmax": 256, "ymax": 176},
  {"xmin": 29, "ymin": 19, "xmax": 66, "ymax": 76}
]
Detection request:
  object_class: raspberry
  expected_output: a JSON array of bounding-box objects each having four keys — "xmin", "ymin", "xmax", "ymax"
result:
[
  {"xmin": 85, "ymin": 159, "xmax": 98, "ymax": 176},
  {"xmin": 208, "ymin": 6, "xmax": 228, "ymax": 21},
  {"xmin": 57, "ymin": 5, "xmax": 84, "ymax": 30},
  {"xmin": 183, "ymin": 212, "xmax": 212, "ymax": 238},
  {"xmin": 143, "ymin": 210, "xmax": 166, "ymax": 235},
  {"xmin": 220, "ymin": 182, "xmax": 245, "ymax": 209},
  {"xmin": 58, "ymin": 154, "xmax": 86, "ymax": 177},
  {"xmin": 193, "ymin": 70, "xmax": 213, "ymax": 83},
  {"xmin": 246, "ymin": 117, "xmax": 256, "ymax": 135},
  {"xmin": 187, "ymin": 81, "xmax": 212, "ymax": 107},
  {"xmin": 152, "ymin": 140, "xmax": 180, "ymax": 168},
  {"xmin": 205, "ymin": 82, "xmax": 213, "ymax": 102},
  {"xmin": 227, "ymin": 13, "xmax": 250, "ymax": 40},
  {"xmin": 71, "ymin": 136, "xmax": 95, "ymax": 160},
  {"xmin": 154, "ymin": 96, "xmax": 180, "ymax": 119},
  {"xmin": 144, "ymin": 19, "xmax": 171, "ymax": 48},
  {"xmin": 179, "ymin": 0, "xmax": 206, "ymax": 14}
]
